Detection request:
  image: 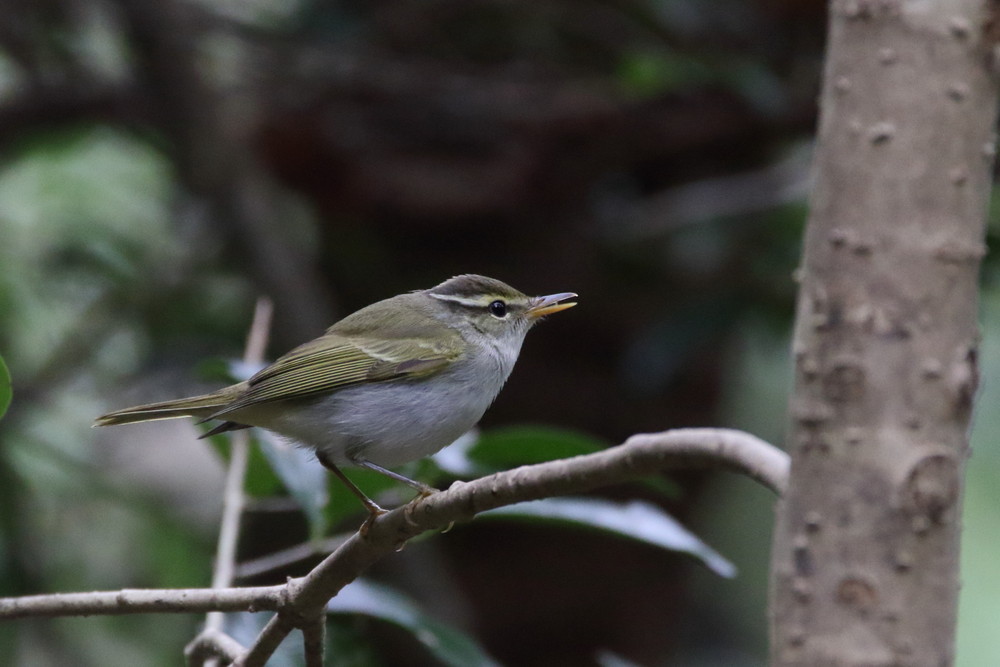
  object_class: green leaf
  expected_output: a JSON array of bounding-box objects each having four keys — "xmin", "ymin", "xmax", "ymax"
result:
[
  {"xmin": 0, "ymin": 354, "xmax": 10, "ymax": 420},
  {"xmin": 617, "ymin": 51, "xmax": 711, "ymax": 99},
  {"xmin": 196, "ymin": 357, "xmax": 265, "ymax": 384},
  {"xmin": 430, "ymin": 430, "xmax": 482, "ymax": 477},
  {"xmin": 256, "ymin": 429, "xmax": 329, "ymax": 538},
  {"xmin": 197, "ymin": 360, "xmax": 308, "ymax": 502},
  {"xmin": 203, "ymin": 429, "xmax": 284, "ymax": 498},
  {"xmin": 480, "ymin": 497, "xmax": 736, "ymax": 578},
  {"xmin": 328, "ymin": 579, "xmax": 500, "ymax": 667},
  {"xmin": 437, "ymin": 426, "xmax": 678, "ymax": 498},
  {"xmin": 323, "ymin": 465, "xmax": 409, "ymax": 531},
  {"xmin": 242, "ymin": 436, "xmax": 285, "ymax": 497},
  {"xmin": 326, "ymin": 616, "xmax": 385, "ymax": 666},
  {"xmin": 464, "ymin": 425, "xmax": 608, "ymax": 471},
  {"xmin": 195, "ymin": 357, "xmax": 237, "ymax": 384}
]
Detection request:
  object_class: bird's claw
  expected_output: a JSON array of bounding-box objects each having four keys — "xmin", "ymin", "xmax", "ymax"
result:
[{"xmin": 359, "ymin": 506, "xmax": 388, "ymax": 538}]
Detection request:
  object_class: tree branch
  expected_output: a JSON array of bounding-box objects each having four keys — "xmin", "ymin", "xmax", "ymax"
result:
[
  {"xmin": 233, "ymin": 535, "xmax": 350, "ymax": 580},
  {"xmin": 238, "ymin": 427, "xmax": 788, "ymax": 665},
  {"xmin": 208, "ymin": 299, "xmax": 273, "ymax": 591},
  {"xmin": 198, "ymin": 297, "xmax": 273, "ymax": 665},
  {"xmin": 185, "ymin": 629, "xmax": 246, "ymax": 666},
  {"xmin": 302, "ymin": 617, "xmax": 326, "ymax": 667},
  {"xmin": 0, "ymin": 585, "xmax": 285, "ymax": 618},
  {"xmin": 0, "ymin": 427, "xmax": 787, "ymax": 665}
]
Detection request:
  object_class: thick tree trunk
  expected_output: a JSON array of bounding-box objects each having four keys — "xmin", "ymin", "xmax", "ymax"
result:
[{"xmin": 769, "ymin": 1, "xmax": 999, "ymax": 664}]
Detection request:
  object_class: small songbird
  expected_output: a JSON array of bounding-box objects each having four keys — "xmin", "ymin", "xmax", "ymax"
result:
[{"xmin": 95, "ymin": 274, "xmax": 577, "ymax": 523}]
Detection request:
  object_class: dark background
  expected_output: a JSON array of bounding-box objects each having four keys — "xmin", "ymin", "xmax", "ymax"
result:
[{"xmin": 0, "ymin": 1, "xmax": 997, "ymax": 664}]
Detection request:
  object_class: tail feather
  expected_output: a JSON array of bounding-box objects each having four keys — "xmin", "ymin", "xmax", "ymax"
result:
[{"xmin": 93, "ymin": 390, "xmax": 237, "ymax": 427}]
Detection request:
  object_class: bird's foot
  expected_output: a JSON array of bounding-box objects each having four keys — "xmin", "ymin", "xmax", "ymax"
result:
[
  {"xmin": 402, "ymin": 487, "xmax": 439, "ymax": 528},
  {"xmin": 359, "ymin": 505, "xmax": 388, "ymax": 538},
  {"xmin": 415, "ymin": 483, "xmax": 438, "ymax": 499}
]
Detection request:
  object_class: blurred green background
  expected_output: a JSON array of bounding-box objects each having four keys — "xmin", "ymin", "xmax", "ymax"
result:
[{"xmin": 0, "ymin": 0, "xmax": 996, "ymax": 665}]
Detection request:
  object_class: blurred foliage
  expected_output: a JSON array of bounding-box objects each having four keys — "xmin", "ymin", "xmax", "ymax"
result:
[
  {"xmin": 956, "ymin": 290, "xmax": 1000, "ymax": 666},
  {"xmin": 480, "ymin": 497, "xmax": 735, "ymax": 578},
  {"xmin": 0, "ymin": 0, "xmax": 997, "ymax": 665},
  {"xmin": 465, "ymin": 425, "xmax": 608, "ymax": 470},
  {"xmin": 326, "ymin": 579, "xmax": 500, "ymax": 667},
  {"xmin": 0, "ymin": 354, "xmax": 10, "ymax": 420}
]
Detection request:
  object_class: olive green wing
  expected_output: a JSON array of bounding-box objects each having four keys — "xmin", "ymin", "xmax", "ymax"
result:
[{"xmin": 208, "ymin": 333, "xmax": 462, "ymax": 418}]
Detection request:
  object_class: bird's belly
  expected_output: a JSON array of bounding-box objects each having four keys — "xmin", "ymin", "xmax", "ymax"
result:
[{"xmin": 242, "ymin": 377, "xmax": 496, "ymax": 467}]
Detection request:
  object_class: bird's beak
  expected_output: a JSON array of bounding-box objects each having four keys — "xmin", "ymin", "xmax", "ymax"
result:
[{"xmin": 527, "ymin": 292, "xmax": 578, "ymax": 319}]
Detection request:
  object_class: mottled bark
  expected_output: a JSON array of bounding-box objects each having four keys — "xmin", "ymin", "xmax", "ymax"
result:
[{"xmin": 770, "ymin": 1, "xmax": 1000, "ymax": 664}]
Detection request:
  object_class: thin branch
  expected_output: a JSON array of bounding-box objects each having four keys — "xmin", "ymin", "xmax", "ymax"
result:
[
  {"xmin": 211, "ymin": 296, "xmax": 273, "ymax": 593},
  {"xmin": 621, "ymin": 429, "xmax": 789, "ymax": 495},
  {"xmin": 302, "ymin": 617, "xmax": 326, "ymax": 667},
  {"xmin": 204, "ymin": 431, "xmax": 248, "ymax": 617},
  {"xmin": 598, "ymin": 144, "xmax": 813, "ymax": 240},
  {"xmin": 234, "ymin": 536, "xmax": 350, "ymax": 580},
  {"xmin": 185, "ymin": 629, "xmax": 246, "ymax": 666},
  {"xmin": 240, "ymin": 428, "xmax": 787, "ymax": 664},
  {"xmin": 201, "ymin": 297, "xmax": 273, "ymax": 664},
  {"xmin": 242, "ymin": 298, "xmax": 276, "ymax": 367},
  {"xmin": 0, "ymin": 427, "xmax": 788, "ymax": 665},
  {"xmin": 0, "ymin": 585, "xmax": 285, "ymax": 619},
  {"xmin": 237, "ymin": 612, "xmax": 296, "ymax": 667}
]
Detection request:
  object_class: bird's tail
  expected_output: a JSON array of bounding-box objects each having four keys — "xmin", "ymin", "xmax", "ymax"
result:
[{"xmin": 93, "ymin": 388, "xmax": 238, "ymax": 427}]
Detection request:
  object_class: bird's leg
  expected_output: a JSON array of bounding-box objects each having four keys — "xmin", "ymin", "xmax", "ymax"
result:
[
  {"xmin": 354, "ymin": 459, "xmax": 441, "ymax": 533},
  {"xmin": 316, "ymin": 452, "xmax": 386, "ymax": 535},
  {"xmin": 355, "ymin": 459, "xmax": 439, "ymax": 498}
]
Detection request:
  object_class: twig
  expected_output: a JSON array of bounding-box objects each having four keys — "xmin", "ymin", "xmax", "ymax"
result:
[
  {"xmin": 0, "ymin": 427, "xmax": 789, "ymax": 665},
  {"xmin": 622, "ymin": 429, "xmax": 789, "ymax": 495},
  {"xmin": 201, "ymin": 297, "xmax": 273, "ymax": 663},
  {"xmin": 185, "ymin": 629, "xmax": 246, "ymax": 666},
  {"xmin": 240, "ymin": 428, "xmax": 788, "ymax": 665},
  {"xmin": 208, "ymin": 299, "xmax": 273, "ymax": 593},
  {"xmin": 302, "ymin": 617, "xmax": 326, "ymax": 667},
  {"xmin": 234, "ymin": 536, "xmax": 350, "ymax": 580},
  {"xmin": 0, "ymin": 585, "xmax": 284, "ymax": 618}
]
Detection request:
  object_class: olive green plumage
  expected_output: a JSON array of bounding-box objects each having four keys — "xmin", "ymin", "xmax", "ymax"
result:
[{"xmin": 95, "ymin": 274, "xmax": 577, "ymax": 520}]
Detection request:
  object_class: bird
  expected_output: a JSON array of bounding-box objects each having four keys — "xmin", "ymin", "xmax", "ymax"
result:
[{"xmin": 95, "ymin": 274, "xmax": 577, "ymax": 526}]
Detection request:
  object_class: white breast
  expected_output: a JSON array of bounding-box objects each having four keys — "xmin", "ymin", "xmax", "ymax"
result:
[{"xmin": 244, "ymin": 341, "xmax": 518, "ymax": 467}]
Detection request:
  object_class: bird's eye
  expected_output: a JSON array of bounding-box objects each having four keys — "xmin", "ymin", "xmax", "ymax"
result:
[{"xmin": 489, "ymin": 300, "xmax": 508, "ymax": 318}]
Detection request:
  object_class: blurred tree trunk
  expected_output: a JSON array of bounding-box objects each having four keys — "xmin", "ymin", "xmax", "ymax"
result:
[{"xmin": 769, "ymin": 1, "xmax": 999, "ymax": 664}]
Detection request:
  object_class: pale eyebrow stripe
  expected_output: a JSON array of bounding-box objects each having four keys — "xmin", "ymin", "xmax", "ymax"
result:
[{"xmin": 429, "ymin": 293, "xmax": 489, "ymax": 308}]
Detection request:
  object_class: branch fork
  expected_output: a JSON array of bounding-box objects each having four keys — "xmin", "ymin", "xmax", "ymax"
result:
[{"xmin": 0, "ymin": 427, "xmax": 788, "ymax": 667}]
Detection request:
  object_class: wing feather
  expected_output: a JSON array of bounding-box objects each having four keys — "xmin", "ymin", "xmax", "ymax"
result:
[{"xmin": 207, "ymin": 331, "xmax": 462, "ymax": 418}]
